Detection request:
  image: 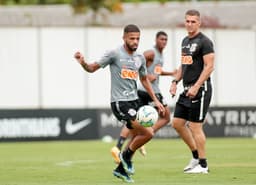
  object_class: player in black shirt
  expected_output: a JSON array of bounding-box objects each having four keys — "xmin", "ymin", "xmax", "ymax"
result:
[{"xmin": 170, "ymin": 9, "xmax": 214, "ymax": 174}]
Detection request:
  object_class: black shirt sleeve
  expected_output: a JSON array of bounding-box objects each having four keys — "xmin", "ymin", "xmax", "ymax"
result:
[{"xmin": 201, "ymin": 37, "xmax": 214, "ymax": 56}]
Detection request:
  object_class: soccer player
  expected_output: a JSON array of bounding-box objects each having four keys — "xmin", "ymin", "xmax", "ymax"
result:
[
  {"xmin": 74, "ymin": 24, "xmax": 165, "ymax": 183},
  {"xmin": 111, "ymin": 31, "xmax": 177, "ymax": 163},
  {"xmin": 170, "ymin": 9, "xmax": 214, "ymax": 174}
]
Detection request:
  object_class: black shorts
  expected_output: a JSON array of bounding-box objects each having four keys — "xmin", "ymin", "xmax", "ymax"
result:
[
  {"xmin": 111, "ymin": 100, "xmax": 140, "ymax": 129},
  {"xmin": 173, "ymin": 81, "xmax": 212, "ymax": 122},
  {"xmin": 137, "ymin": 90, "xmax": 168, "ymax": 107}
]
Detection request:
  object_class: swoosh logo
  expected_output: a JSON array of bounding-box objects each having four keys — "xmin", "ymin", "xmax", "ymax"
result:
[
  {"xmin": 191, "ymin": 100, "xmax": 199, "ymax": 103},
  {"xmin": 65, "ymin": 118, "xmax": 92, "ymax": 135}
]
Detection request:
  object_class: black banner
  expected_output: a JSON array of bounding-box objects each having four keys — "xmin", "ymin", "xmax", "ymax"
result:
[
  {"xmin": 96, "ymin": 107, "xmax": 256, "ymax": 139},
  {"xmin": 0, "ymin": 107, "xmax": 255, "ymax": 141},
  {"xmin": 0, "ymin": 109, "xmax": 99, "ymax": 141},
  {"xmin": 96, "ymin": 109, "xmax": 123, "ymax": 139},
  {"xmin": 205, "ymin": 107, "xmax": 256, "ymax": 137}
]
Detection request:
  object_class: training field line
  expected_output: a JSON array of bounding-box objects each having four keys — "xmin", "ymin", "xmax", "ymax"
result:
[
  {"xmin": 211, "ymin": 162, "xmax": 256, "ymax": 167},
  {"xmin": 55, "ymin": 159, "xmax": 100, "ymax": 167}
]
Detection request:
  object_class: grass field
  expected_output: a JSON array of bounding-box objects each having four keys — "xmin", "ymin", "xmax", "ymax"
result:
[{"xmin": 0, "ymin": 138, "xmax": 255, "ymax": 185}]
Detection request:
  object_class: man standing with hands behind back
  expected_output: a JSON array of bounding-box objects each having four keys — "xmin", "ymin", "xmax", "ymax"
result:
[{"xmin": 170, "ymin": 9, "xmax": 214, "ymax": 174}]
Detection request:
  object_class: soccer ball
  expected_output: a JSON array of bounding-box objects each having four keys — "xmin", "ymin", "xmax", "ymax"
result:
[{"xmin": 136, "ymin": 105, "xmax": 158, "ymax": 127}]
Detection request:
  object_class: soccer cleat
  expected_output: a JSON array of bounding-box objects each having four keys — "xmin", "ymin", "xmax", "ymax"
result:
[
  {"xmin": 139, "ymin": 145, "xmax": 147, "ymax": 156},
  {"xmin": 119, "ymin": 152, "xmax": 135, "ymax": 175},
  {"xmin": 111, "ymin": 146, "xmax": 121, "ymax": 164},
  {"xmin": 184, "ymin": 164, "xmax": 209, "ymax": 174},
  {"xmin": 184, "ymin": 158, "xmax": 199, "ymax": 171},
  {"xmin": 113, "ymin": 169, "xmax": 134, "ymax": 183}
]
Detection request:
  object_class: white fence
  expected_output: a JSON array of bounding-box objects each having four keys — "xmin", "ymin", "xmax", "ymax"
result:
[{"xmin": 0, "ymin": 27, "xmax": 255, "ymax": 108}]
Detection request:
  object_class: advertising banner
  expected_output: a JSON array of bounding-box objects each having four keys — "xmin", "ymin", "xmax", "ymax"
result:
[
  {"xmin": 96, "ymin": 109, "xmax": 123, "ymax": 139},
  {"xmin": 0, "ymin": 109, "xmax": 99, "ymax": 141},
  {"xmin": 204, "ymin": 107, "xmax": 256, "ymax": 137},
  {"xmin": 0, "ymin": 106, "xmax": 255, "ymax": 141},
  {"xmin": 96, "ymin": 107, "xmax": 256, "ymax": 139}
]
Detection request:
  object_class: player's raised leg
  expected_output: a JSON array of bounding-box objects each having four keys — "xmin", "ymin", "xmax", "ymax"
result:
[{"xmin": 120, "ymin": 120, "xmax": 154, "ymax": 175}]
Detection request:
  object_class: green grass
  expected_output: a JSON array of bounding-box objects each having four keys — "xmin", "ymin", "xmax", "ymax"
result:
[{"xmin": 0, "ymin": 138, "xmax": 256, "ymax": 185}]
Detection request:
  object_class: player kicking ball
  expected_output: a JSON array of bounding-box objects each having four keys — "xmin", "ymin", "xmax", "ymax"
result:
[
  {"xmin": 111, "ymin": 31, "xmax": 177, "ymax": 164},
  {"xmin": 74, "ymin": 24, "xmax": 165, "ymax": 183}
]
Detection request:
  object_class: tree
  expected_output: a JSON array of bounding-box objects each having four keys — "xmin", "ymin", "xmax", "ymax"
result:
[{"xmin": 72, "ymin": 0, "xmax": 122, "ymax": 24}]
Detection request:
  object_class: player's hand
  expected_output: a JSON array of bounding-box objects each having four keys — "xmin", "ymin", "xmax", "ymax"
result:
[
  {"xmin": 74, "ymin": 51, "xmax": 82, "ymax": 59},
  {"xmin": 155, "ymin": 101, "xmax": 165, "ymax": 116},
  {"xmin": 186, "ymin": 85, "xmax": 199, "ymax": 98},
  {"xmin": 169, "ymin": 82, "xmax": 177, "ymax": 98},
  {"xmin": 74, "ymin": 51, "xmax": 86, "ymax": 65}
]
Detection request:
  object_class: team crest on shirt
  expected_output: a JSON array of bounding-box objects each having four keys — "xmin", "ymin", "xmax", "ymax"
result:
[
  {"xmin": 133, "ymin": 57, "xmax": 142, "ymax": 68},
  {"xmin": 128, "ymin": 108, "xmax": 137, "ymax": 117},
  {"xmin": 190, "ymin": 43, "xmax": 198, "ymax": 52},
  {"xmin": 120, "ymin": 59, "xmax": 127, "ymax": 62}
]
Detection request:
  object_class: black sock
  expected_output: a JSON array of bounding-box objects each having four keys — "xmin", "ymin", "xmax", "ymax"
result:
[
  {"xmin": 192, "ymin": 150, "xmax": 199, "ymax": 159},
  {"xmin": 116, "ymin": 162, "xmax": 125, "ymax": 173},
  {"xmin": 116, "ymin": 136, "xmax": 126, "ymax": 150},
  {"xmin": 123, "ymin": 147, "xmax": 134, "ymax": 161},
  {"xmin": 199, "ymin": 158, "xmax": 207, "ymax": 168}
]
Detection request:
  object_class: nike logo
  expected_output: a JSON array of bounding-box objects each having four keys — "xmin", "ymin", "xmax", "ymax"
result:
[
  {"xmin": 191, "ymin": 100, "xmax": 199, "ymax": 103},
  {"xmin": 65, "ymin": 118, "xmax": 92, "ymax": 135}
]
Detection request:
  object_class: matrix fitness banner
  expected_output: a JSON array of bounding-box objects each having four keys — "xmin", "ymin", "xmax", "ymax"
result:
[
  {"xmin": 204, "ymin": 107, "xmax": 256, "ymax": 137},
  {"xmin": 97, "ymin": 107, "xmax": 256, "ymax": 138}
]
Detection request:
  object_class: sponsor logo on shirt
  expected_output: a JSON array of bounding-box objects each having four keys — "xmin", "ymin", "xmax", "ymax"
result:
[
  {"xmin": 181, "ymin": 55, "xmax": 193, "ymax": 65},
  {"xmin": 121, "ymin": 68, "xmax": 138, "ymax": 80},
  {"xmin": 154, "ymin": 65, "xmax": 162, "ymax": 74}
]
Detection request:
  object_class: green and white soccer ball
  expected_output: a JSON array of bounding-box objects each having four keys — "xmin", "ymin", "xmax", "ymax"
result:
[{"xmin": 136, "ymin": 105, "xmax": 158, "ymax": 127}]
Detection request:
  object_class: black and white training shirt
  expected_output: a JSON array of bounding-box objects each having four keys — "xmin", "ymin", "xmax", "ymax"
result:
[{"xmin": 181, "ymin": 32, "xmax": 214, "ymax": 86}]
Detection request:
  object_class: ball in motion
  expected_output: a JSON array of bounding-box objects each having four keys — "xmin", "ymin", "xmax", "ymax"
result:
[{"xmin": 136, "ymin": 105, "xmax": 158, "ymax": 127}]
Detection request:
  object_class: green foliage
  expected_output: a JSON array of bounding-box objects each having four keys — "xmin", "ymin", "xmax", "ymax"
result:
[
  {"xmin": 71, "ymin": 0, "xmax": 122, "ymax": 14},
  {"xmin": 1, "ymin": 0, "xmax": 69, "ymax": 4},
  {"xmin": 122, "ymin": 0, "xmax": 168, "ymax": 2},
  {"xmin": 0, "ymin": 0, "xmax": 243, "ymax": 6}
]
